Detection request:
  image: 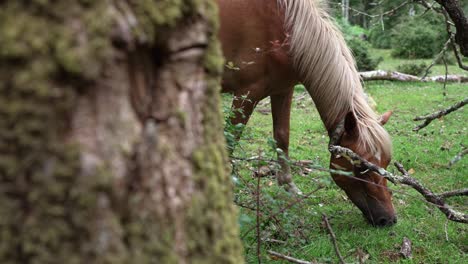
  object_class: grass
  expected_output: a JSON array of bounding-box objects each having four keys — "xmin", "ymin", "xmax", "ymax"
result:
[{"xmin": 225, "ymin": 52, "xmax": 467, "ymax": 263}]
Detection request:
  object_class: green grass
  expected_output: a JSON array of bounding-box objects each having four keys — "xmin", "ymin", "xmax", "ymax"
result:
[
  {"xmin": 226, "ymin": 72, "xmax": 467, "ymax": 263},
  {"xmin": 372, "ymin": 48, "xmax": 468, "ymax": 76}
]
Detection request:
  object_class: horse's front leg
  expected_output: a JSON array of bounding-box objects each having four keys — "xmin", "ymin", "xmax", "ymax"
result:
[
  {"xmin": 227, "ymin": 91, "xmax": 261, "ymax": 156},
  {"xmin": 271, "ymin": 88, "xmax": 302, "ymax": 195}
]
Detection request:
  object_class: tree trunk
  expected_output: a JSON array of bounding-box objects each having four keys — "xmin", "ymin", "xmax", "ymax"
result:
[{"xmin": 0, "ymin": 1, "xmax": 243, "ymax": 263}]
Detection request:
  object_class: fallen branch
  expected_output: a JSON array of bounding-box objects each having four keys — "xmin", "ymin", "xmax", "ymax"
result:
[
  {"xmin": 322, "ymin": 214, "xmax": 345, "ymax": 264},
  {"xmin": 267, "ymin": 250, "xmax": 320, "ymax": 264},
  {"xmin": 447, "ymin": 148, "xmax": 468, "ymax": 168},
  {"xmin": 328, "ymin": 145, "xmax": 468, "ymax": 223},
  {"xmin": 359, "ymin": 70, "xmax": 468, "ymax": 83},
  {"xmin": 439, "ymin": 188, "xmax": 468, "ymax": 199},
  {"xmin": 413, "ymin": 98, "xmax": 467, "ymax": 131}
]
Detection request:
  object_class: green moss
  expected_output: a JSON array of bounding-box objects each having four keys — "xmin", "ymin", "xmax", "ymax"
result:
[
  {"xmin": 0, "ymin": 1, "xmax": 120, "ymax": 262},
  {"xmin": 186, "ymin": 1, "xmax": 243, "ymax": 260},
  {"xmin": 1, "ymin": 0, "xmax": 243, "ymax": 262}
]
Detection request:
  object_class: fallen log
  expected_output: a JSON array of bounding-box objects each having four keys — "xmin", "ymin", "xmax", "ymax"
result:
[{"xmin": 359, "ymin": 70, "xmax": 468, "ymax": 83}]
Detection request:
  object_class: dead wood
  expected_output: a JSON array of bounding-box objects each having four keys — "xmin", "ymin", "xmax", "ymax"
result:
[
  {"xmin": 413, "ymin": 98, "xmax": 467, "ymax": 131},
  {"xmin": 359, "ymin": 70, "xmax": 468, "ymax": 83},
  {"xmin": 328, "ymin": 145, "xmax": 468, "ymax": 223}
]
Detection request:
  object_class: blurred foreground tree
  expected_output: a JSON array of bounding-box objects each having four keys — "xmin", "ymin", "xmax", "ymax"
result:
[{"xmin": 0, "ymin": 1, "xmax": 243, "ymax": 263}]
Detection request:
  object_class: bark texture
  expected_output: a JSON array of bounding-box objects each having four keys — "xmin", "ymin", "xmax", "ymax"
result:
[
  {"xmin": 435, "ymin": 0, "xmax": 468, "ymax": 56},
  {"xmin": 0, "ymin": 1, "xmax": 243, "ymax": 263}
]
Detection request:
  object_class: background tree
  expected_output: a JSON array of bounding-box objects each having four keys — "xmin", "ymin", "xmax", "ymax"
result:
[{"xmin": 0, "ymin": 1, "xmax": 243, "ymax": 263}]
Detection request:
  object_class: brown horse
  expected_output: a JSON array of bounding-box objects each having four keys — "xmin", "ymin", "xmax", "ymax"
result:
[{"xmin": 218, "ymin": 0, "xmax": 396, "ymax": 226}]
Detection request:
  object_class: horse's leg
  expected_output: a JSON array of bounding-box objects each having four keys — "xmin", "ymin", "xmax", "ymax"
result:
[
  {"xmin": 227, "ymin": 92, "xmax": 260, "ymax": 155},
  {"xmin": 271, "ymin": 88, "xmax": 302, "ymax": 194}
]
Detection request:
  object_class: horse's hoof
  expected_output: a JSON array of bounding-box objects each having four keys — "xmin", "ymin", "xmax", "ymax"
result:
[{"xmin": 284, "ymin": 182, "xmax": 303, "ymax": 196}]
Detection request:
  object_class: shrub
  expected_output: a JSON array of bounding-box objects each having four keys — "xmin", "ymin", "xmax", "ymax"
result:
[
  {"xmin": 336, "ymin": 19, "xmax": 382, "ymax": 71},
  {"xmin": 369, "ymin": 26, "xmax": 392, "ymax": 49},
  {"xmin": 396, "ymin": 62, "xmax": 428, "ymax": 76},
  {"xmin": 391, "ymin": 15, "xmax": 447, "ymax": 59},
  {"xmin": 346, "ymin": 37, "xmax": 383, "ymax": 71}
]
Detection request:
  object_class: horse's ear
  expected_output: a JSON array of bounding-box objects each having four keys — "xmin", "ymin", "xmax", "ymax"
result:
[
  {"xmin": 344, "ymin": 112, "xmax": 357, "ymax": 136},
  {"xmin": 379, "ymin": 111, "xmax": 393, "ymax": 126}
]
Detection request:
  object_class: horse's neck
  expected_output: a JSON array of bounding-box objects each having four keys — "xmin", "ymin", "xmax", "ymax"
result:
[{"xmin": 279, "ymin": 0, "xmax": 363, "ymax": 132}]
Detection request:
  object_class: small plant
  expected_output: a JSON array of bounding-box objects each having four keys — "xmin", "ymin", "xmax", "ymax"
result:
[{"xmin": 396, "ymin": 62, "xmax": 429, "ymax": 76}]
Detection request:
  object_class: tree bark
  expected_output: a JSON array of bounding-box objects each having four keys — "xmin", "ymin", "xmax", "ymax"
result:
[
  {"xmin": 0, "ymin": 1, "xmax": 243, "ymax": 263},
  {"xmin": 434, "ymin": 0, "xmax": 468, "ymax": 56}
]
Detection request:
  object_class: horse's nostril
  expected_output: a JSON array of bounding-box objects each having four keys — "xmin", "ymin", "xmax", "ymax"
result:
[
  {"xmin": 376, "ymin": 216, "xmax": 397, "ymax": 227},
  {"xmin": 378, "ymin": 217, "xmax": 388, "ymax": 226}
]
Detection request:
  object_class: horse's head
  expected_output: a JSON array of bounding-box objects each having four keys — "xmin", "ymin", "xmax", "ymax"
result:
[{"xmin": 330, "ymin": 111, "xmax": 396, "ymax": 227}]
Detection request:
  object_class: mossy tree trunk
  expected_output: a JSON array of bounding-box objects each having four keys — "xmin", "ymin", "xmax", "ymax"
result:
[{"xmin": 0, "ymin": 1, "xmax": 243, "ymax": 263}]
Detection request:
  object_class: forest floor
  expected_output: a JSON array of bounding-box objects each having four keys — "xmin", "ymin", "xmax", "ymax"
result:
[{"xmin": 225, "ymin": 50, "xmax": 467, "ymax": 263}]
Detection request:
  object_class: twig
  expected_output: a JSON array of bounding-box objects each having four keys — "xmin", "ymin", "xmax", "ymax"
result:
[
  {"xmin": 413, "ymin": 98, "xmax": 468, "ymax": 131},
  {"xmin": 439, "ymin": 188, "xmax": 468, "ymax": 199},
  {"xmin": 262, "ymin": 238, "xmax": 287, "ymax": 244},
  {"xmin": 241, "ymin": 186, "xmax": 324, "ymax": 239},
  {"xmin": 421, "ymin": 38, "xmax": 451, "ymax": 80},
  {"xmin": 328, "ymin": 145, "xmax": 468, "ymax": 223},
  {"xmin": 444, "ymin": 219, "xmax": 449, "ymax": 242},
  {"xmin": 331, "ymin": 0, "xmax": 411, "ymax": 19},
  {"xmin": 322, "ymin": 214, "xmax": 345, "ymax": 264},
  {"xmin": 256, "ymin": 153, "xmax": 262, "ymax": 264},
  {"xmin": 267, "ymin": 250, "xmax": 320, "ymax": 264},
  {"xmin": 442, "ymin": 55, "xmax": 448, "ymax": 97},
  {"xmin": 394, "ymin": 162, "xmax": 467, "ymax": 223},
  {"xmin": 447, "ymin": 148, "xmax": 468, "ymax": 168}
]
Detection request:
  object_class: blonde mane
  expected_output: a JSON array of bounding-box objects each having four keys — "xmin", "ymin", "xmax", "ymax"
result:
[{"xmin": 278, "ymin": 0, "xmax": 391, "ymax": 157}]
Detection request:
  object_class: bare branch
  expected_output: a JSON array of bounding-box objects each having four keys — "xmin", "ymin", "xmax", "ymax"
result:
[
  {"xmin": 413, "ymin": 98, "xmax": 467, "ymax": 131},
  {"xmin": 241, "ymin": 186, "xmax": 324, "ymax": 239},
  {"xmin": 330, "ymin": 0, "xmax": 411, "ymax": 19},
  {"xmin": 322, "ymin": 214, "xmax": 345, "ymax": 264},
  {"xmin": 439, "ymin": 188, "xmax": 468, "ymax": 199},
  {"xmin": 421, "ymin": 38, "xmax": 451, "ymax": 80},
  {"xmin": 267, "ymin": 250, "xmax": 320, "ymax": 264},
  {"xmin": 328, "ymin": 145, "xmax": 468, "ymax": 223},
  {"xmin": 447, "ymin": 148, "xmax": 468, "ymax": 168}
]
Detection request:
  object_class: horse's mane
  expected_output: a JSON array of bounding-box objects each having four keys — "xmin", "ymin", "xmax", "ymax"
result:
[{"xmin": 278, "ymin": 0, "xmax": 391, "ymax": 157}]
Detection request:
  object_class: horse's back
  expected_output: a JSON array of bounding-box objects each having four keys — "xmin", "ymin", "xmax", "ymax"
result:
[{"xmin": 218, "ymin": 0, "xmax": 297, "ymax": 96}]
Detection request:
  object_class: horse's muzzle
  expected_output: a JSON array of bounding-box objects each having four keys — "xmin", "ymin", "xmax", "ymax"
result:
[{"xmin": 369, "ymin": 215, "xmax": 397, "ymax": 227}]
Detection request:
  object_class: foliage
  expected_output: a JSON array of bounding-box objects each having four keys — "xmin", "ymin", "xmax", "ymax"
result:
[
  {"xmin": 336, "ymin": 19, "xmax": 382, "ymax": 71},
  {"xmin": 346, "ymin": 37, "xmax": 382, "ymax": 71},
  {"xmin": 391, "ymin": 14, "xmax": 447, "ymax": 59},
  {"xmin": 396, "ymin": 62, "xmax": 428, "ymax": 76},
  {"xmin": 368, "ymin": 25, "xmax": 393, "ymax": 49}
]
